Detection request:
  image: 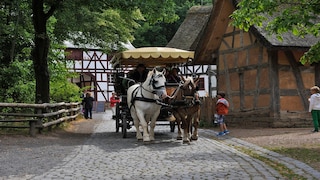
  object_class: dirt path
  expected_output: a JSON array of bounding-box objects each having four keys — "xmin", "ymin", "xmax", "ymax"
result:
[{"xmin": 225, "ymin": 127, "xmax": 320, "ymax": 148}]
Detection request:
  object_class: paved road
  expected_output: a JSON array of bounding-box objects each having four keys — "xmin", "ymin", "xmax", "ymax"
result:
[{"xmin": 2, "ymin": 110, "xmax": 320, "ymax": 180}]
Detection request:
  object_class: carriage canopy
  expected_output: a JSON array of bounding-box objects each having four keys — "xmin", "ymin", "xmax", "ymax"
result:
[{"xmin": 111, "ymin": 47, "xmax": 194, "ymax": 67}]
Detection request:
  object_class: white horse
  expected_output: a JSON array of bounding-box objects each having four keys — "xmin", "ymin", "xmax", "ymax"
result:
[{"xmin": 127, "ymin": 67, "xmax": 167, "ymax": 142}]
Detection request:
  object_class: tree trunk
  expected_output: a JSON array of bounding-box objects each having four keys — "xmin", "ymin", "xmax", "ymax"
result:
[
  {"xmin": 32, "ymin": 0, "xmax": 50, "ymax": 104},
  {"xmin": 315, "ymin": 63, "xmax": 320, "ymax": 87}
]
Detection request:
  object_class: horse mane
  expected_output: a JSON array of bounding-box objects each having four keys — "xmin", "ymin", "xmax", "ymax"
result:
[
  {"xmin": 184, "ymin": 76, "xmax": 194, "ymax": 83},
  {"xmin": 143, "ymin": 67, "xmax": 159, "ymax": 85}
]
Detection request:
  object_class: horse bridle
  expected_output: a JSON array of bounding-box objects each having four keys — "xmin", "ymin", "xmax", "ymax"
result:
[
  {"xmin": 170, "ymin": 79, "xmax": 199, "ymax": 107},
  {"xmin": 130, "ymin": 73, "xmax": 165, "ymax": 106},
  {"xmin": 149, "ymin": 73, "xmax": 165, "ymax": 90}
]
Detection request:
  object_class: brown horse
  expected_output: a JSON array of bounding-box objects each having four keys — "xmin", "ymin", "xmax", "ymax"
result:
[{"xmin": 169, "ymin": 76, "xmax": 201, "ymax": 144}]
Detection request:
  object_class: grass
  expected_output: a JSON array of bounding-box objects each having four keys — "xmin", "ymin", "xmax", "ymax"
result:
[
  {"xmin": 210, "ymin": 126, "xmax": 320, "ymax": 179},
  {"xmin": 211, "ymin": 127, "xmax": 320, "ymax": 174},
  {"xmin": 268, "ymin": 146, "xmax": 320, "ymax": 172},
  {"xmin": 235, "ymin": 146, "xmax": 308, "ymax": 180}
]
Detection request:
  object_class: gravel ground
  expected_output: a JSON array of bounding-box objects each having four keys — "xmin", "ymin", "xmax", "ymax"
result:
[{"xmin": 226, "ymin": 127, "xmax": 320, "ymax": 148}]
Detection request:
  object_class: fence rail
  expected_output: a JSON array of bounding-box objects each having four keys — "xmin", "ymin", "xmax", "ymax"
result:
[{"xmin": 0, "ymin": 102, "xmax": 81, "ymax": 136}]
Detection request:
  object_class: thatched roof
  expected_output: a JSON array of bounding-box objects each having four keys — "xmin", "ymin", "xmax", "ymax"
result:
[
  {"xmin": 253, "ymin": 22, "xmax": 320, "ymax": 49},
  {"xmin": 168, "ymin": 0, "xmax": 320, "ymax": 65},
  {"xmin": 166, "ymin": 5, "xmax": 212, "ymax": 51},
  {"xmin": 233, "ymin": 0, "xmax": 320, "ymax": 48}
]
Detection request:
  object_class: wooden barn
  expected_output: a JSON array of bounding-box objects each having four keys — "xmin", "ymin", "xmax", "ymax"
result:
[{"xmin": 168, "ymin": 0, "xmax": 320, "ymax": 128}]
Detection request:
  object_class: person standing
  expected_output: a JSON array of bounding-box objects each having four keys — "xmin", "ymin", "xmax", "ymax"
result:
[
  {"xmin": 215, "ymin": 92, "xmax": 230, "ymax": 136},
  {"xmin": 129, "ymin": 64, "xmax": 148, "ymax": 83},
  {"xmin": 123, "ymin": 64, "xmax": 149, "ymax": 88},
  {"xmin": 309, "ymin": 86, "xmax": 320, "ymax": 132},
  {"xmin": 82, "ymin": 92, "xmax": 95, "ymax": 119},
  {"xmin": 166, "ymin": 68, "xmax": 181, "ymax": 83},
  {"xmin": 110, "ymin": 92, "xmax": 120, "ymax": 119}
]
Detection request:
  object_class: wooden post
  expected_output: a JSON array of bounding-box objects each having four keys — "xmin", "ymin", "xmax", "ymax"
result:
[
  {"xmin": 29, "ymin": 121, "xmax": 36, "ymax": 137},
  {"xmin": 36, "ymin": 100, "xmax": 43, "ymax": 134},
  {"xmin": 200, "ymin": 97, "xmax": 215, "ymax": 126}
]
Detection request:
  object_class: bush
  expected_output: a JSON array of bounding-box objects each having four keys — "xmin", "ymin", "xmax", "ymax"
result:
[
  {"xmin": 50, "ymin": 80, "xmax": 82, "ymax": 103},
  {"xmin": 0, "ymin": 60, "xmax": 35, "ymax": 103}
]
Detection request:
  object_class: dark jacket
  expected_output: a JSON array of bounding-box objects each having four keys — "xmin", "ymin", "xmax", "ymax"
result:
[
  {"xmin": 129, "ymin": 69, "xmax": 148, "ymax": 83},
  {"xmin": 82, "ymin": 96, "xmax": 94, "ymax": 109}
]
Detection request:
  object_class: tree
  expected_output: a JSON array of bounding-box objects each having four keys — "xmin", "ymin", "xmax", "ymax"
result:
[
  {"xmin": 0, "ymin": 0, "xmax": 33, "ymax": 67},
  {"xmin": 132, "ymin": 0, "xmax": 212, "ymax": 47},
  {"xmin": 230, "ymin": 0, "xmax": 320, "ymax": 65},
  {"xmin": 30, "ymin": 0, "xmax": 180, "ymax": 104},
  {"xmin": 0, "ymin": 1, "xmax": 35, "ymax": 103}
]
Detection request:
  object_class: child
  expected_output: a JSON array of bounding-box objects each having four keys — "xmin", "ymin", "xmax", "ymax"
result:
[
  {"xmin": 309, "ymin": 86, "xmax": 320, "ymax": 132},
  {"xmin": 110, "ymin": 92, "xmax": 120, "ymax": 119},
  {"xmin": 215, "ymin": 92, "xmax": 229, "ymax": 136}
]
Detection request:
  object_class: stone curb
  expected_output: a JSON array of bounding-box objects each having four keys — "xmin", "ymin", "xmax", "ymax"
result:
[{"xmin": 200, "ymin": 129, "xmax": 320, "ymax": 179}]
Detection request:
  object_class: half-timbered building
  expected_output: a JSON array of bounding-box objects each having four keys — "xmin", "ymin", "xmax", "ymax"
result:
[
  {"xmin": 169, "ymin": 0, "xmax": 320, "ymax": 128},
  {"xmin": 64, "ymin": 41, "xmax": 135, "ymax": 103}
]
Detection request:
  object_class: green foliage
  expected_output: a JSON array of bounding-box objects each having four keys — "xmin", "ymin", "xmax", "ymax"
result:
[
  {"xmin": 231, "ymin": 0, "xmax": 320, "ymax": 64},
  {"xmin": 1, "ymin": 0, "xmax": 196, "ymax": 104},
  {"xmin": 0, "ymin": 0, "xmax": 33, "ymax": 65},
  {"xmin": 46, "ymin": 36, "xmax": 80, "ymax": 103},
  {"xmin": 0, "ymin": 53, "xmax": 81, "ymax": 103},
  {"xmin": 301, "ymin": 42, "xmax": 320, "ymax": 64},
  {"xmin": 133, "ymin": 23, "xmax": 169, "ymax": 47},
  {"xmin": 50, "ymin": 81, "xmax": 81, "ymax": 103},
  {"xmin": 132, "ymin": 0, "xmax": 212, "ymax": 47},
  {"xmin": 0, "ymin": 60, "xmax": 35, "ymax": 103},
  {"xmin": 48, "ymin": 49, "xmax": 82, "ymax": 103},
  {"xmin": 53, "ymin": 0, "xmax": 181, "ymax": 51}
]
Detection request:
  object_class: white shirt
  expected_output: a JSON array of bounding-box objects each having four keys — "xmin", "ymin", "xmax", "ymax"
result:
[{"xmin": 309, "ymin": 93, "xmax": 320, "ymax": 112}]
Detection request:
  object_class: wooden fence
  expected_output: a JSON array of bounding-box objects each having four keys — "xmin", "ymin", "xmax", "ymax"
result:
[
  {"xmin": 199, "ymin": 97, "xmax": 216, "ymax": 126},
  {"xmin": 0, "ymin": 102, "xmax": 81, "ymax": 136}
]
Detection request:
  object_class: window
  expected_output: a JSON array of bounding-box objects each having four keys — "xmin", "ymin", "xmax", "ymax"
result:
[
  {"xmin": 66, "ymin": 49, "xmax": 83, "ymax": 60},
  {"xmin": 198, "ymin": 77, "xmax": 205, "ymax": 90}
]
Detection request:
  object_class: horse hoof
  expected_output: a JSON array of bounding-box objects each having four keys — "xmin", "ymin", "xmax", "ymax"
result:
[
  {"xmin": 183, "ymin": 140, "xmax": 190, "ymax": 145},
  {"xmin": 191, "ymin": 136, "xmax": 198, "ymax": 140},
  {"xmin": 143, "ymin": 141, "xmax": 152, "ymax": 145}
]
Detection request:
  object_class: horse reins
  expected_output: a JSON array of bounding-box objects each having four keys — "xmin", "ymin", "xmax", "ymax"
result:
[{"xmin": 129, "ymin": 73, "xmax": 164, "ymax": 110}]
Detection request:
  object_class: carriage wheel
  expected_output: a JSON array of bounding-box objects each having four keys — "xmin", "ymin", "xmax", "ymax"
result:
[
  {"xmin": 121, "ymin": 113, "xmax": 127, "ymax": 138},
  {"xmin": 115, "ymin": 103, "xmax": 120, "ymax": 133}
]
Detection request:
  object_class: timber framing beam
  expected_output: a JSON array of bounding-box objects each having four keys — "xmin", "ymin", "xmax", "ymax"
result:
[
  {"xmin": 284, "ymin": 51, "xmax": 309, "ymax": 110},
  {"xmin": 195, "ymin": 0, "xmax": 234, "ymax": 64}
]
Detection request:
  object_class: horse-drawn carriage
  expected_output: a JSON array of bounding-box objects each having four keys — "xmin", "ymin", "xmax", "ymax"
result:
[{"xmin": 111, "ymin": 47, "xmax": 201, "ymax": 144}]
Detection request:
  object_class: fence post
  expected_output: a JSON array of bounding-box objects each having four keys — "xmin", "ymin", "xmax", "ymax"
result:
[
  {"xmin": 29, "ymin": 121, "xmax": 36, "ymax": 137},
  {"xmin": 199, "ymin": 97, "xmax": 215, "ymax": 126},
  {"xmin": 36, "ymin": 100, "xmax": 43, "ymax": 134}
]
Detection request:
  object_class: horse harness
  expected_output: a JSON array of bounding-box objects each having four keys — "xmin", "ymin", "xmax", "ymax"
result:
[
  {"xmin": 129, "ymin": 73, "xmax": 166, "ymax": 110},
  {"xmin": 170, "ymin": 81, "xmax": 201, "ymax": 109}
]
